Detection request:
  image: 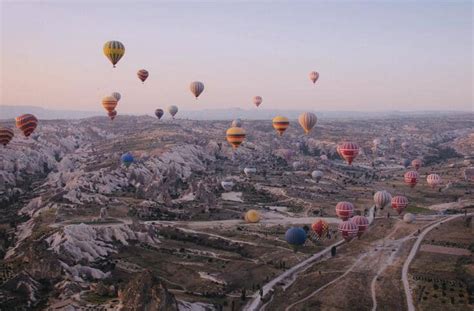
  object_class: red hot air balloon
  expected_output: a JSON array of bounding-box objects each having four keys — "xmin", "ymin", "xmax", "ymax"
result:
[
  {"xmin": 0, "ymin": 127, "xmax": 14, "ymax": 146},
  {"xmin": 391, "ymin": 195, "xmax": 408, "ymax": 215},
  {"xmin": 404, "ymin": 171, "xmax": 419, "ymax": 188},
  {"xmin": 426, "ymin": 174, "xmax": 441, "ymax": 188},
  {"xmin": 15, "ymin": 114, "xmax": 38, "ymax": 137},
  {"xmin": 335, "ymin": 201, "xmax": 355, "ymax": 221},
  {"xmin": 338, "ymin": 220, "xmax": 358, "ymax": 242},
  {"xmin": 137, "ymin": 69, "xmax": 149, "ymax": 83},
  {"xmin": 338, "ymin": 142, "xmax": 359, "ymax": 165},
  {"xmin": 351, "ymin": 215, "xmax": 369, "ymax": 237},
  {"xmin": 309, "ymin": 71, "xmax": 319, "ymax": 84},
  {"xmin": 311, "ymin": 219, "xmax": 329, "ymax": 240},
  {"xmin": 253, "ymin": 96, "xmax": 263, "ymax": 107},
  {"xmin": 411, "ymin": 159, "xmax": 422, "ymax": 170}
]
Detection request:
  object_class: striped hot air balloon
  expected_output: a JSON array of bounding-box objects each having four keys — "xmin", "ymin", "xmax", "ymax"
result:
[
  {"xmin": 311, "ymin": 219, "xmax": 329, "ymax": 240},
  {"xmin": 338, "ymin": 141, "xmax": 359, "ymax": 165},
  {"xmin": 272, "ymin": 116, "xmax": 289, "ymax": 136},
  {"xmin": 226, "ymin": 127, "xmax": 246, "ymax": 149},
  {"xmin": 338, "ymin": 220, "xmax": 358, "ymax": 242},
  {"xmin": 351, "ymin": 215, "xmax": 369, "ymax": 237},
  {"xmin": 102, "ymin": 95, "xmax": 118, "ymax": 113},
  {"xmin": 245, "ymin": 210, "xmax": 260, "ymax": 223},
  {"xmin": 167, "ymin": 105, "xmax": 178, "ymax": 119},
  {"xmin": 253, "ymin": 96, "xmax": 263, "ymax": 107},
  {"xmin": 155, "ymin": 109, "xmax": 164, "ymax": 119},
  {"xmin": 391, "ymin": 195, "xmax": 408, "ymax": 215},
  {"xmin": 374, "ymin": 190, "xmax": 392, "ymax": 209},
  {"xmin": 411, "ymin": 159, "xmax": 422, "ymax": 170},
  {"xmin": 190, "ymin": 81, "xmax": 204, "ymax": 99},
  {"xmin": 335, "ymin": 201, "xmax": 355, "ymax": 220},
  {"xmin": 15, "ymin": 114, "xmax": 38, "ymax": 137},
  {"xmin": 0, "ymin": 127, "xmax": 14, "ymax": 146},
  {"xmin": 108, "ymin": 110, "xmax": 117, "ymax": 120},
  {"xmin": 103, "ymin": 41, "xmax": 125, "ymax": 68},
  {"xmin": 137, "ymin": 69, "xmax": 149, "ymax": 83},
  {"xmin": 309, "ymin": 71, "xmax": 319, "ymax": 84},
  {"xmin": 404, "ymin": 171, "xmax": 419, "ymax": 188},
  {"xmin": 298, "ymin": 112, "xmax": 317, "ymax": 134},
  {"xmin": 426, "ymin": 174, "xmax": 441, "ymax": 188},
  {"xmin": 111, "ymin": 92, "xmax": 121, "ymax": 101}
]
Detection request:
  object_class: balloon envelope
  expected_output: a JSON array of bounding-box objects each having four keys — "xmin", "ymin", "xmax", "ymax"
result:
[
  {"xmin": 155, "ymin": 109, "xmax": 164, "ymax": 119},
  {"xmin": 103, "ymin": 41, "xmax": 125, "ymax": 67},
  {"xmin": 0, "ymin": 127, "xmax": 14, "ymax": 146},
  {"xmin": 190, "ymin": 81, "xmax": 205, "ymax": 98},
  {"xmin": 121, "ymin": 152, "xmax": 134, "ymax": 167},
  {"xmin": 16, "ymin": 114, "xmax": 38, "ymax": 137},
  {"xmin": 285, "ymin": 227, "xmax": 307, "ymax": 246},
  {"xmin": 298, "ymin": 112, "xmax": 317, "ymax": 134}
]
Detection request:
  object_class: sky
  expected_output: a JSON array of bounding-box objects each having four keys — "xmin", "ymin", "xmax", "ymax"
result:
[{"xmin": 1, "ymin": 1, "xmax": 473, "ymax": 114}]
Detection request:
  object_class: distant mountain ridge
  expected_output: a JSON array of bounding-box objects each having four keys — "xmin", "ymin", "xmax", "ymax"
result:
[{"xmin": 1, "ymin": 105, "xmax": 470, "ymax": 120}]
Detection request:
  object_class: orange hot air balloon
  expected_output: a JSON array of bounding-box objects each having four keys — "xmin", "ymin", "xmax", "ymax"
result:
[
  {"xmin": 226, "ymin": 127, "xmax": 246, "ymax": 149},
  {"xmin": 404, "ymin": 171, "xmax": 419, "ymax": 188},
  {"xmin": 391, "ymin": 195, "xmax": 408, "ymax": 215},
  {"xmin": 0, "ymin": 127, "xmax": 14, "ymax": 146},
  {"xmin": 15, "ymin": 114, "xmax": 38, "ymax": 137},
  {"xmin": 272, "ymin": 116, "xmax": 289, "ymax": 136},
  {"xmin": 298, "ymin": 112, "xmax": 317, "ymax": 134},
  {"xmin": 102, "ymin": 96, "xmax": 118, "ymax": 114},
  {"xmin": 411, "ymin": 159, "xmax": 422, "ymax": 170},
  {"xmin": 426, "ymin": 174, "xmax": 441, "ymax": 188},
  {"xmin": 253, "ymin": 96, "xmax": 263, "ymax": 107},
  {"xmin": 137, "ymin": 69, "xmax": 149, "ymax": 83},
  {"xmin": 311, "ymin": 219, "xmax": 329, "ymax": 240},
  {"xmin": 338, "ymin": 141, "xmax": 359, "ymax": 165},
  {"xmin": 108, "ymin": 110, "xmax": 117, "ymax": 120},
  {"xmin": 309, "ymin": 71, "xmax": 319, "ymax": 84}
]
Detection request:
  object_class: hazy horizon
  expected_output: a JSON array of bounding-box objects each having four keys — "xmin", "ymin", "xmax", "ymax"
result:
[{"xmin": 2, "ymin": 1, "xmax": 473, "ymax": 114}]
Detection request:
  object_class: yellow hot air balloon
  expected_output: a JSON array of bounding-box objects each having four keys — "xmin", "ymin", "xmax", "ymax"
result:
[
  {"xmin": 272, "ymin": 116, "xmax": 289, "ymax": 136},
  {"xmin": 103, "ymin": 41, "xmax": 125, "ymax": 68},
  {"xmin": 226, "ymin": 127, "xmax": 246, "ymax": 149},
  {"xmin": 245, "ymin": 210, "xmax": 260, "ymax": 223},
  {"xmin": 298, "ymin": 112, "xmax": 317, "ymax": 134}
]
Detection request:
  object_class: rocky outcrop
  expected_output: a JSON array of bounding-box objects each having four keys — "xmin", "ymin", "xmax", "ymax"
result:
[{"xmin": 119, "ymin": 270, "xmax": 178, "ymax": 311}]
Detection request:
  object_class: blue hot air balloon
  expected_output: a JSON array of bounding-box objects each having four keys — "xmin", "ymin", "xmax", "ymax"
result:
[
  {"xmin": 285, "ymin": 227, "xmax": 307, "ymax": 247},
  {"xmin": 121, "ymin": 152, "xmax": 134, "ymax": 167}
]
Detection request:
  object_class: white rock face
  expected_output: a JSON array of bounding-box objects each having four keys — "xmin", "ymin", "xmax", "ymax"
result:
[{"xmin": 46, "ymin": 223, "xmax": 160, "ymax": 263}]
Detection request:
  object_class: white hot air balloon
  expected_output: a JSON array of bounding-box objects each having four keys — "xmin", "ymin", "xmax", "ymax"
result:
[
  {"xmin": 167, "ymin": 105, "xmax": 178, "ymax": 119},
  {"xmin": 311, "ymin": 170, "xmax": 324, "ymax": 182}
]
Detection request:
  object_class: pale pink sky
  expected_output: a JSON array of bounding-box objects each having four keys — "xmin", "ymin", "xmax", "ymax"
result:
[{"xmin": 1, "ymin": 1, "xmax": 473, "ymax": 113}]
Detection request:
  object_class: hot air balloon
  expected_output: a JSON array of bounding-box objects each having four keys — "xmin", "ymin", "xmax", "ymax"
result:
[
  {"xmin": 311, "ymin": 219, "xmax": 329, "ymax": 240},
  {"xmin": 404, "ymin": 171, "xmax": 419, "ymax": 188},
  {"xmin": 0, "ymin": 127, "xmax": 14, "ymax": 146},
  {"xmin": 351, "ymin": 215, "xmax": 369, "ymax": 237},
  {"xmin": 285, "ymin": 227, "xmax": 307, "ymax": 248},
  {"xmin": 108, "ymin": 110, "xmax": 117, "ymax": 120},
  {"xmin": 155, "ymin": 109, "xmax": 164, "ymax": 119},
  {"xmin": 337, "ymin": 142, "xmax": 359, "ymax": 165},
  {"xmin": 221, "ymin": 180, "xmax": 234, "ymax": 192},
  {"xmin": 190, "ymin": 81, "xmax": 204, "ymax": 99},
  {"xmin": 102, "ymin": 96, "xmax": 118, "ymax": 114},
  {"xmin": 121, "ymin": 152, "xmax": 134, "ymax": 167},
  {"xmin": 403, "ymin": 213, "xmax": 415, "ymax": 223},
  {"xmin": 402, "ymin": 159, "xmax": 410, "ymax": 168},
  {"xmin": 309, "ymin": 71, "xmax": 319, "ymax": 84},
  {"xmin": 103, "ymin": 41, "xmax": 125, "ymax": 68},
  {"xmin": 232, "ymin": 118, "xmax": 242, "ymax": 128},
  {"xmin": 226, "ymin": 127, "xmax": 246, "ymax": 149},
  {"xmin": 311, "ymin": 170, "xmax": 324, "ymax": 183},
  {"xmin": 253, "ymin": 96, "xmax": 263, "ymax": 107},
  {"xmin": 272, "ymin": 116, "xmax": 289, "ymax": 136},
  {"xmin": 15, "ymin": 114, "xmax": 38, "ymax": 137},
  {"xmin": 298, "ymin": 112, "xmax": 317, "ymax": 134},
  {"xmin": 244, "ymin": 167, "xmax": 257, "ymax": 177},
  {"xmin": 111, "ymin": 92, "xmax": 121, "ymax": 101},
  {"xmin": 426, "ymin": 174, "xmax": 441, "ymax": 188},
  {"xmin": 374, "ymin": 190, "xmax": 392, "ymax": 209},
  {"xmin": 338, "ymin": 220, "xmax": 358, "ymax": 242},
  {"xmin": 167, "ymin": 105, "xmax": 178, "ymax": 119},
  {"xmin": 245, "ymin": 210, "xmax": 260, "ymax": 223},
  {"xmin": 391, "ymin": 195, "xmax": 408, "ymax": 215},
  {"xmin": 411, "ymin": 159, "xmax": 422, "ymax": 170},
  {"xmin": 335, "ymin": 202, "xmax": 355, "ymax": 221},
  {"xmin": 137, "ymin": 69, "xmax": 149, "ymax": 83}
]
